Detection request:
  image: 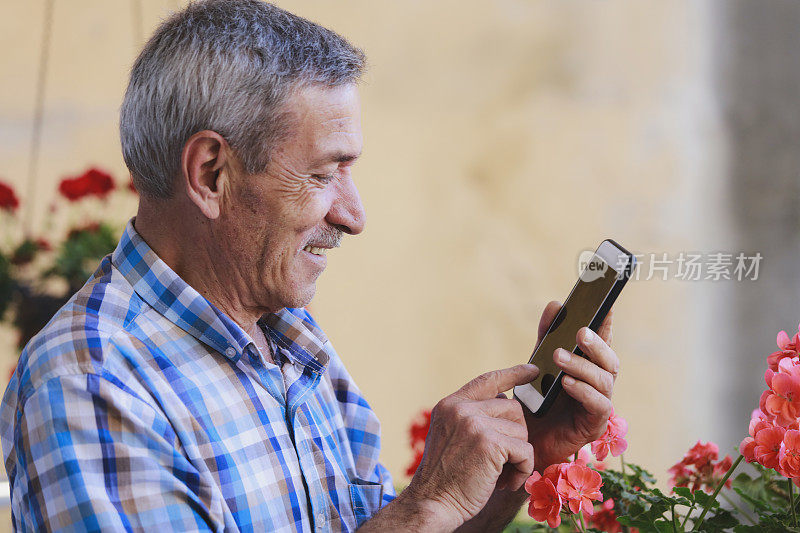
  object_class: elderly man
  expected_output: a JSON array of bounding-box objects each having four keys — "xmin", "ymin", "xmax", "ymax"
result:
[{"xmin": 1, "ymin": 1, "xmax": 620, "ymax": 531}]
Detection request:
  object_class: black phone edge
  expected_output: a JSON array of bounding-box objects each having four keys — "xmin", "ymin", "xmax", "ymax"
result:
[{"xmin": 521, "ymin": 239, "xmax": 636, "ymax": 417}]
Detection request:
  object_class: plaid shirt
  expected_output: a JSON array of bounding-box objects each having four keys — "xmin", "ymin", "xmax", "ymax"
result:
[{"xmin": 1, "ymin": 219, "xmax": 394, "ymax": 532}]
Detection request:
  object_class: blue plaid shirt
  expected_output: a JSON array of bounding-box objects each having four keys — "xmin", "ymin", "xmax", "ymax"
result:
[{"xmin": 1, "ymin": 219, "xmax": 394, "ymax": 532}]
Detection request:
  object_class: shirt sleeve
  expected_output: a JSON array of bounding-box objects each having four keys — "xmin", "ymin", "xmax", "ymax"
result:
[{"xmin": 9, "ymin": 372, "xmax": 223, "ymax": 532}]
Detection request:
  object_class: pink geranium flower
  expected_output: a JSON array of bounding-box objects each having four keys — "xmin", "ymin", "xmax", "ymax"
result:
[
  {"xmin": 780, "ymin": 430, "xmax": 800, "ymax": 478},
  {"xmin": 683, "ymin": 441, "xmax": 719, "ymax": 468},
  {"xmin": 591, "ymin": 410, "xmax": 629, "ymax": 461},
  {"xmin": 770, "ymin": 326, "xmax": 800, "ymax": 371},
  {"xmin": 754, "ymin": 425, "xmax": 785, "ymax": 470},
  {"xmin": 712, "ymin": 455, "xmax": 734, "ymax": 491},
  {"xmin": 525, "ymin": 472, "xmax": 562, "ymax": 528},
  {"xmin": 763, "ymin": 360, "xmax": 800, "ymax": 427},
  {"xmin": 556, "ymin": 463, "xmax": 603, "ymax": 515},
  {"xmin": 670, "ymin": 441, "xmax": 734, "ymax": 493},
  {"xmin": 668, "ymin": 461, "xmax": 693, "ymax": 488},
  {"xmin": 740, "ymin": 436, "xmax": 757, "ymax": 463}
]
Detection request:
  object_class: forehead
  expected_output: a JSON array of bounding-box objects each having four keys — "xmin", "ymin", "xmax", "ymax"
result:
[{"xmin": 281, "ymin": 83, "xmax": 362, "ymax": 165}]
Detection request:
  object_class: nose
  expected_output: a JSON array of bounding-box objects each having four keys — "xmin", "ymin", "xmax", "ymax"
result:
[{"xmin": 326, "ymin": 173, "xmax": 365, "ymax": 235}]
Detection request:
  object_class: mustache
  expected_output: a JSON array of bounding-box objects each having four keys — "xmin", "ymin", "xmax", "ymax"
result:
[{"xmin": 306, "ymin": 227, "xmax": 342, "ymax": 248}]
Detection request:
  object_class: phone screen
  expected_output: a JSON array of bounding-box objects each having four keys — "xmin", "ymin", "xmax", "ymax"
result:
[{"xmin": 527, "ymin": 255, "xmax": 621, "ymax": 397}]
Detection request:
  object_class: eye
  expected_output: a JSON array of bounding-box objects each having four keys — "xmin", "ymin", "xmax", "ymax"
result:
[{"xmin": 311, "ymin": 173, "xmax": 335, "ymax": 184}]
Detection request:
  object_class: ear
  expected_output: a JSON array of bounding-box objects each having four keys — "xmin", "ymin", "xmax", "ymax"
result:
[{"xmin": 181, "ymin": 130, "xmax": 234, "ymax": 219}]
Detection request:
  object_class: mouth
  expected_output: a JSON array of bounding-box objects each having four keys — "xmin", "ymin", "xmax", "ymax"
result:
[{"xmin": 302, "ymin": 245, "xmax": 328, "ymax": 257}]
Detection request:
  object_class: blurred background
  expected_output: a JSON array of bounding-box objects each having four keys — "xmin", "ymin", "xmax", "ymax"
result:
[{"xmin": 2, "ymin": 0, "xmax": 800, "ymax": 528}]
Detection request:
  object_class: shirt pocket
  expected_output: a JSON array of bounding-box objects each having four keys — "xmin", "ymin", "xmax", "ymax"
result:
[{"xmin": 348, "ymin": 479, "xmax": 384, "ymax": 528}]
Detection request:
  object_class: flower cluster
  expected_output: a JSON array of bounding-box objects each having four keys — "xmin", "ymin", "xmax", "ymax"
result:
[
  {"xmin": 667, "ymin": 441, "xmax": 733, "ymax": 493},
  {"xmin": 405, "ymin": 409, "xmax": 430, "ymax": 476},
  {"xmin": 524, "ymin": 411, "xmax": 629, "ymax": 529},
  {"xmin": 0, "ymin": 180, "xmax": 19, "ymax": 212},
  {"xmin": 739, "ymin": 323, "xmax": 800, "ymax": 485},
  {"xmin": 58, "ymin": 168, "xmax": 115, "ymax": 201},
  {"xmin": 591, "ymin": 408, "xmax": 628, "ymax": 461},
  {"xmin": 525, "ymin": 458, "xmax": 603, "ymax": 528}
]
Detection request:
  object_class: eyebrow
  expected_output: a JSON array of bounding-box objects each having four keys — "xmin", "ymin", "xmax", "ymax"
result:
[{"xmin": 312, "ymin": 151, "xmax": 361, "ymax": 167}]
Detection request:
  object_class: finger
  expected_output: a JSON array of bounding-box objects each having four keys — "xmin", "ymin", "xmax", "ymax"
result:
[
  {"xmin": 554, "ymin": 348, "xmax": 615, "ymax": 398},
  {"xmin": 457, "ymin": 364, "xmax": 539, "ymax": 401},
  {"xmin": 537, "ymin": 301, "xmax": 563, "ymax": 345},
  {"xmin": 560, "ymin": 373, "xmax": 613, "ymax": 422},
  {"xmin": 477, "ymin": 398, "xmax": 526, "ymax": 426},
  {"xmin": 497, "ymin": 434, "xmax": 536, "ymax": 491},
  {"xmin": 576, "ymin": 327, "xmax": 620, "ymax": 379},
  {"xmin": 597, "ymin": 308, "xmax": 614, "ymax": 346}
]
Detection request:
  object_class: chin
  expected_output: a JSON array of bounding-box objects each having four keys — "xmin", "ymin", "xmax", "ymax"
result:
[{"xmin": 281, "ymin": 283, "xmax": 316, "ymax": 310}]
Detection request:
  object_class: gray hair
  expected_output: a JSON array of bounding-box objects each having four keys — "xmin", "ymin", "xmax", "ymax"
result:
[{"xmin": 120, "ymin": 0, "xmax": 365, "ymax": 198}]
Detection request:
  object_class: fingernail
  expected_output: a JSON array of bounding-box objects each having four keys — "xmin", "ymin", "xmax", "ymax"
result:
[
  {"xmin": 556, "ymin": 349, "xmax": 570, "ymax": 363},
  {"xmin": 563, "ymin": 375, "xmax": 575, "ymax": 386},
  {"xmin": 583, "ymin": 329, "xmax": 594, "ymax": 343}
]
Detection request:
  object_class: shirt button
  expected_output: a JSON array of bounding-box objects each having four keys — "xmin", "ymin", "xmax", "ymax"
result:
[{"xmin": 225, "ymin": 347, "xmax": 236, "ymax": 357}]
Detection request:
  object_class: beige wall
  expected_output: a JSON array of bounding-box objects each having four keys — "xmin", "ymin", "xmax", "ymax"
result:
[{"xmin": 0, "ymin": 0, "xmax": 744, "ymax": 521}]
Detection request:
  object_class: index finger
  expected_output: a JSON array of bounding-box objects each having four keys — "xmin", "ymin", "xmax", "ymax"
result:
[{"xmin": 457, "ymin": 364, "xmax": 539, "ymax": 401}]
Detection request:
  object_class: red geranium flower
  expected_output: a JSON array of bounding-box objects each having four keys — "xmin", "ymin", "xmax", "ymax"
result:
[
  {"xmin": 587, "ymin": 498, "xmax": 635, "ymax": 533},
  {"xmin": 58, "ymin": 167, "xmax": 115, "ymax": 201},
  {"xmin": 405, "ymin": 409, "xmax": 431, "ymax": 476},
  {"xmin": 0, "ymin": 180, "xmax": 20, "ymax": 211}
]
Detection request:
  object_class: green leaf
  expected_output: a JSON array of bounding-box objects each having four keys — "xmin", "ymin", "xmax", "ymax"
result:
[
  {"xmin": 692, "ymin": 489, "xmax": 720, "ymax": 509},
  {"xmin": 697, "ymin": 509, "xmax": 737, "ymax": 532},
  {"xmin": 733, "ymin": 487, "xmax": 776, "ymax": 513},
  {"xmin": 0, "ymin": 251, "xmax": 13, "ymax": 319},
  {"xmin": 47, "ymin": 222, "xmax": 118, "ymax": 290},
  {"xmin": 673, "ymin": 486, "xmax": 695, "ymax": 503},
  {"xmin": 653, "ymin": 519, "xmax": 677, "ymax": 533}
]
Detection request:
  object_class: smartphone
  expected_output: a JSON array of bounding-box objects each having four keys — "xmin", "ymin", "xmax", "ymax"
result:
[{"xmin": 514, "ymin": 239, "xmax": 636, "ymax": 416}]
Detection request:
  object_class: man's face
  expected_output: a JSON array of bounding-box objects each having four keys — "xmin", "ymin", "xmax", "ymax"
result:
[{"xmin": 219, "ymin": 83, "xmax": 365, "ymax": 311}]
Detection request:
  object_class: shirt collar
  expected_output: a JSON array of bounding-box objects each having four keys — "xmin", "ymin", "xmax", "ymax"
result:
[
  {"xmin": 112, "ymin": 218, "xmax": 329, "ymax": 370},
  {"xmin": 262, "ymin": 308, "xmax": 329, "ymax": 373}
]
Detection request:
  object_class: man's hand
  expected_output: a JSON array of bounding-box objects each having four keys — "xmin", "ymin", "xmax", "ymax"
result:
[
  {"xmin": 456, "ymin": 302, "xmax": 621, "ymax": 532},
  {"xmin": 525, "ymin": 300, "xmax": 619, "ymax": 471},
  {"xmin": 363, "ymin": 304, "xmax": 620, "ymax": 532},
  {"xmin": 360, "ymin": 365, "xmax": 538, "ymax": 532}
]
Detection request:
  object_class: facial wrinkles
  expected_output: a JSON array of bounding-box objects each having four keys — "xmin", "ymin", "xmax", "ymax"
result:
[{"xmin": 272, "ymin": 166, "xmax": 322, "ymax": 215}]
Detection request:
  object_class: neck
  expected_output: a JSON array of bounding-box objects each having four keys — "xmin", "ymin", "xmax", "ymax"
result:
[{"xmin": 134, "ymin": 199, "xmax": 266, "ymax": 336}]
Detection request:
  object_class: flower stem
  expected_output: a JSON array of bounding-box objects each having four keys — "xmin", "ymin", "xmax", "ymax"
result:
[
  {"xmin": 679, "ymin": 502, "xmax": 696, "ymax": 530},
  {"xmin": 569, "ymin": 514, "xmax": 583, "ymax": 532},
  {"xmin": 620, "ymin": 453, "xmax": 627, "ymax": 478},
  {"xmin": 694, "ymin": 454, "xmax": 744, "ymax": 530},
  {"xmin": 670, "ymin": 503, "xmax": 677, "ymax": 533},
  {"xmin": 579, "ymin": 511, "xmax": 586, "ymax": 532},
  {"xmin": 790, "ymin": 478, "xmax": 797, "ymax": 527}
]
